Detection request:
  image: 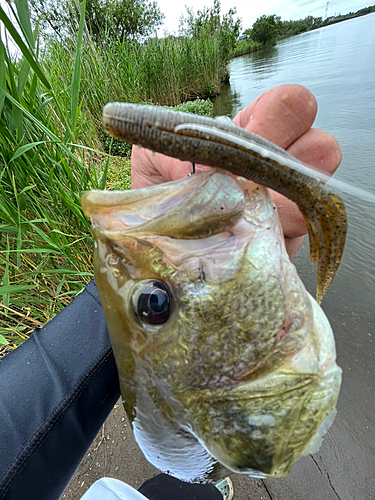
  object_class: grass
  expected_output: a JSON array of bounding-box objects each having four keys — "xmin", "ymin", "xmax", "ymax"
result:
[
  {"xmin": 0, "ymin": 2, "xmax": 216, "ymax": 357},
  {"xmin": 0, "ymin": 0, "xmax": 102, "ymax": 355},
  {"xmin": 232, "ymin": 38, "xmax": 263, "ymax": 57}
]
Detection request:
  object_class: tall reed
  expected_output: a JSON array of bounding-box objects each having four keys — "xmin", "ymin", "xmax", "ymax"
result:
[
  {"xmin": 45, "ymin": 32, "xmax": 228, "ymax": 126},
  {"xmin": 0, "ymin": 0, "xmax": 103, "ymax": 354}
]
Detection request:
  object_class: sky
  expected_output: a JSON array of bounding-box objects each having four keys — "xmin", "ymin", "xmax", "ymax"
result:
[
  {"xmin": 155, "ymin": 0, "xmax": 373, "ymax": 35},
  {"xmin": 1, "ymin": 0, "xmax": 372, "ymax": 40}
]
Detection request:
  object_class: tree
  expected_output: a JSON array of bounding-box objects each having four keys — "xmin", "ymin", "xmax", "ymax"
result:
[
  {"xmin": 251, "ymin": 15, "xmax": 280, "ymax": 46},
  {"xmin": 178, "ymin": 0, "xmax": 241, "ymax": 58},
  {"xmin": 86, "ymin": 0, "xmax": 165, "ymax": 43},
  {"xmin": 29, "ymin": 0, "xmax": 165, "ymax": 44}
]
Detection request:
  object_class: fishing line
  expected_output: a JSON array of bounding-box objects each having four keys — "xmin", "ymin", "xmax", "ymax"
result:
[{"xmin": 175, "ymin": 123, "xmax": 375, "ymax": 206}]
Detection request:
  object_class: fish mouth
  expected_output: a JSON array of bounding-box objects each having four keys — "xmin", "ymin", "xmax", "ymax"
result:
[{"xmin": 81, "ymin": 169, "xmax": 245, "ymax": 239}]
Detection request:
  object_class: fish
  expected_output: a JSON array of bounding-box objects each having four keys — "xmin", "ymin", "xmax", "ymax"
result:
[{"xmin": 80, "ymin": 104, "xmax": 344, "ymax": 481}]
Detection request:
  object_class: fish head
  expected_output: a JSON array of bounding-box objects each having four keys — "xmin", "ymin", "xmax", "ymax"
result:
[{"xmin": 81, "ymin": 170, "xmax": 341, "ymax": 481}]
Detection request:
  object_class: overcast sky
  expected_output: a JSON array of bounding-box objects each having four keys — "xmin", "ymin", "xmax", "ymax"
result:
[
  {"xmin": 1, "ymin": 0, "xmax": 372, "ymax": 38},
  {"xmin": 156, "ymin": 0, "xmax": 373, "ymax": 35}
]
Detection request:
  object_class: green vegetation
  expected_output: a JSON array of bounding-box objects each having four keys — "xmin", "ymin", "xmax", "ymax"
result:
[
  {"xmin": 322, "ymin": 4, "xmax": 375, "ymax": 27},
  {"xmin": 0, "ymin": 0, "xmax": 224, "ymax": 356},
  {"xmin": 249, "ymin": 15, "xmax": 279, "ymax": 46},
  {"xmin": 46, "ymin": 34, "xmax": 222, "ymax": 131},
  {"xmin": 179, "ymin": 0, "xmax": 240, "ymax": 69},
  {"xmin": 277, "ymin": 4, "xmax": 375, "ymax": 39},
  {"xmin": 236, "ymin": 4, "xmax": 375, "ymax": 55},
  {"xmin": 30, "ymin": 0, "xmax": 165, "ymax": 44},
  {"xmin": 0, "ymin": 0, "xmax": 99, "ymax": 355},
  {"xmin": 171, "ymin": 99, "xmax": 213, "ymax": 116},
  {"xmin": 232, "ymin": 37, "xmax": 262, "ymax": 57},
  {"xmin": 40, "ymin": 0, "xmax": 239, "ymax": 136}
]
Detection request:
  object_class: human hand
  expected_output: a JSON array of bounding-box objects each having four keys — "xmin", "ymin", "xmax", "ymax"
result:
[{"xmin": 131, "ymin": 84, "xmax": 342, "ymax": 258}]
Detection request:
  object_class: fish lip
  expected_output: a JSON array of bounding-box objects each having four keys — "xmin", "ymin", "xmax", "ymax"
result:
[
  {"xmin": 81, "ymin": 170, "xmax": 209, "ymax": 216},
  {"xmin": 82, "ymin": 170, "xmax": 246, "ymax": 240}
]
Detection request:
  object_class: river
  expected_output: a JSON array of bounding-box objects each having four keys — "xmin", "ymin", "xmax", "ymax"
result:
[{"xmin": 214, "ymin": 13, "xmax": 375, "ymax": 500}]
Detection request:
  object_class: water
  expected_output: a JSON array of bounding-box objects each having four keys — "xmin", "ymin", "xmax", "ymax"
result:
[{"xmin": 214, "ymin": 14, "xmax": 375, "ymax": 500}]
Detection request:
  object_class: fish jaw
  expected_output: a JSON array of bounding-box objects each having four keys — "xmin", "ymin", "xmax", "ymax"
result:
[
  {"xmin": 178, "ymin": 295, "xmax": 342, "ymax": 478},
  {"xmin": 82, "ymin": 170, "xmax": 341, "ymax": 480}
]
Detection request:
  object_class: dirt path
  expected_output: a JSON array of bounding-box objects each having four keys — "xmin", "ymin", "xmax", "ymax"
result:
[{"xmin": 61, "ymin": 401, "xmax": 269, "ymax": 500}]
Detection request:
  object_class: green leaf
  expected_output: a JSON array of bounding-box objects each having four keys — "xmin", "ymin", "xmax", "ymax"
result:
[
  {"xmin": 2, "ymin": 45, "xmax": 23, "ymax": 138},
  {"xmin": 3, "ymin": 237, "xmax": 10, "ymax": 309},
  {"xmin": 18, "ymin": 58, "xmax": 31, "ymax": 96},
  {"xmin": 41, "ymin": 269, "xmax": 93, "ymax": 276},
  {"xmin": 55, "ymin": 278, "xmax": 65, "ymax": 297},
  {"xmin": 0, "ymin": 89, "xmax": 83, "ymax": 169},
  {"xmin": 0, "ymin": 5, "xmax": 51, "ymax": 90},
  {"xmin": 10, "ymin": 142, "xmax": 45, "ymax": 162},
  {"xmin": 18, "ymin": 185, "xmax": 37, "ymax": 196},
  {"xmin": 71, "ymin": 0, "xmax": 86, "ymax": 132},
  {"xmin": 100, "ymin": 148, "xmax": 111, "ymax": 190},
  {"xmin": 0, "ymin": 39, "xmax": 5, "ymax": 114},
  {"xmin": 0, "ymin": 335, "xmax": 8, "ymax": 346},
  {"xmin": 0, "ymin": 248, "xmax": 63, "ymax": 255},
  {"xmin": 0, "ymin": 284, "xmax": 36, "ymax": 294},
  {"xmin": 0, "ymin": 226, "xmax": 19, "ymax": 234},
  {"xmin": 14, "ymin": 0, "xmax": 35, "ymax": 50}
]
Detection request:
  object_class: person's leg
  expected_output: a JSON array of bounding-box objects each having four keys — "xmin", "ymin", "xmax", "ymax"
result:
[
  {"xmin": 138, "ymin": 474, "xmax": 222, "ymax": 500},
  {"xmin": 0, "ymin": 281, "xmax": 120, "ymax": 500}
]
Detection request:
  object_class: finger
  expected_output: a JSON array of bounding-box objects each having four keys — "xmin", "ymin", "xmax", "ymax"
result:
[
  {"xmin": 233, "ymin": 84, "xmax": 317, "ymax": 149},
  {"xmin": 285, "ymin": 236, "xmax": 305, "ymax": 259},
  {"xmin": 287, "ymin": 127, "xmax": 342, "ymax": 178},
  {"xmin": 132, "ymin": 85, "xmax": 317, "ymax": 188},
  {"xmin": 271, "ymin": 192, "xmax": 306, "ymax": 239},
  {"xmin": 131, "ymin": 147, "xmax": 192, "ymax": 189}
]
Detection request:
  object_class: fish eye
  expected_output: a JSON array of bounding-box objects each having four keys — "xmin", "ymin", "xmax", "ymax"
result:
[{"xmin": 133, "ymin": 280, "xmax": 171, "ymax": 325}]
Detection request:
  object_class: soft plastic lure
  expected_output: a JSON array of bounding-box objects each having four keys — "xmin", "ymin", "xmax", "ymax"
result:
[{"xmin": 102, "ymin": 103, "xmax": 347, "ymax": 303}]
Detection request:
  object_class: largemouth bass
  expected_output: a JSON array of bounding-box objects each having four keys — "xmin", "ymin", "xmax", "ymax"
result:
[{"xmin": 81, "ymin": 105, "xmax": 344, "ymax": 481}]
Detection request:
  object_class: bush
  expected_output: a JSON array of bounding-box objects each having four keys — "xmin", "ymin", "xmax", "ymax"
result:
[{"xmin": 171, "ymin": 98, "xmax": 214, "ymax": 117}]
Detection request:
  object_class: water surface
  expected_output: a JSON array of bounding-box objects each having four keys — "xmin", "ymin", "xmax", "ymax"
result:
[{"xmin": 214, "ymin": 14, "xmax": 375, "ymax": 500}]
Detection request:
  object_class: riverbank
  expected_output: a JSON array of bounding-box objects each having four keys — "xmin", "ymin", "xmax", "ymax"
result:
[
  {"xmin": 232, "ymin": 39, "xmax": 263, "ymax": 57},
  {"xmin": 233, "ymin": 5, "xmax": 375, "ymax": 58}
]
